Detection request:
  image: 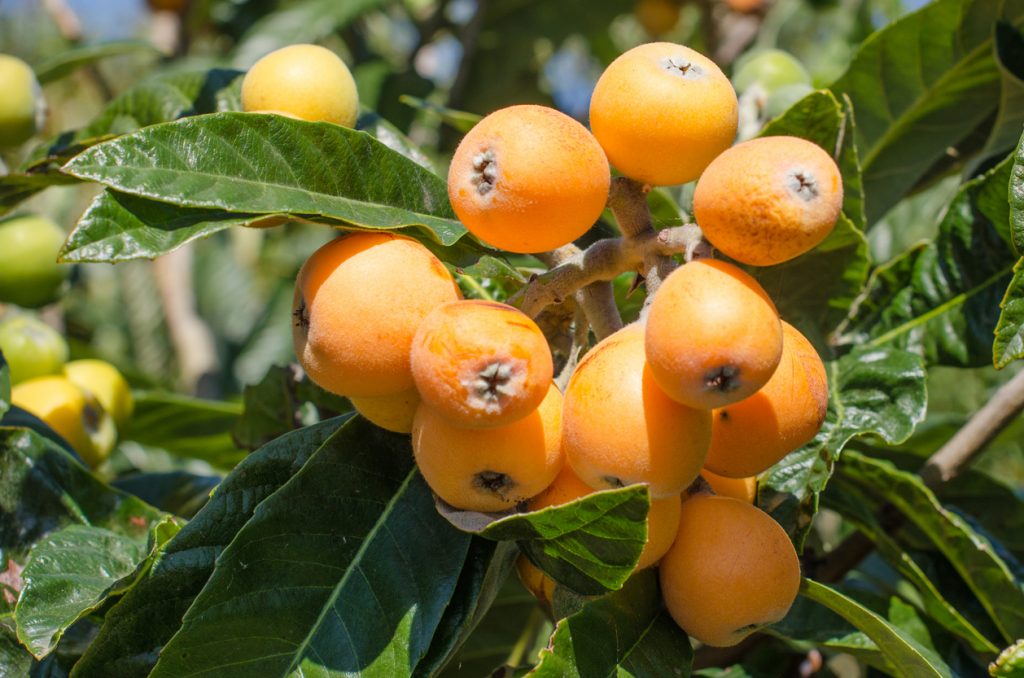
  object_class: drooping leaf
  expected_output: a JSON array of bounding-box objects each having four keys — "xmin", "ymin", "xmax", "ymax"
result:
[
  {"xmin": 150, "ymin": 419, "xmax": 472, "ymax": 678},
  {"xmin": 62, "ymin": 113, "xmax": 464, "ymax": 245},
  {"xmin": 824, "ymin": 477, "xmax": 1001, "ymax": 654},
  {"xmin": 73, "ymin": 417, "xmax": 347, "ymax": 677},
  {"xmin": 112, "ymin": 472, "xmax": 221, "ymax": 519},
  {"xmin": 835, "ymin": 148, "xmax": 1019, "ymax": 366},
  {"xmin": 769, "ymin": 593, "xmax": 890, "ymax": 672},
  {"xmin": 799, "ymin": 579, "xmax": 952, "ymax": 677},
  {"xmin": 838, "ymin": 451, "xmax": 1024, "ymax": 644},
  {"xmin": 15, "ymin": 519, "xmax": 179, "ymax": 659},
  {"xmin": 122, "ymin": 391, "xmax": 244, "ymax": 470},
  {"xmin": 759, "ymin": 346, "xmax": 927, "ymax": 549},
  {"xmin": 231, "ymin": 0, "xmax": 386, "ymax": 68},
  {"xmin": 831, "ymin": 0, "xmax": 1024, "ymax": 223},
  {"xmin": 34, "ymin": 41, "xmax": 161, "ymax": 84},
  {"xmin": 994, "ymin": 258, "xmax": 1024, "ymax": 367},
  {"xmin": 530, "ymin": 570, "xmax": 693, "ymax": 677},
  {"xmin": 0, "ymin": 172, "xmax": 80, "ymax": 217},
  {"xmin": 443, "ymin": 485, "xmax": 650, "ymax": 596}
]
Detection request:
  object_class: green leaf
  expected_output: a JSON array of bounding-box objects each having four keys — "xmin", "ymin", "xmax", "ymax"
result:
[
  {"xmin": 398, "ymin": 96, "xmax": 482, "ymax": 133},
  {"xmin": 1013, "ymin": 116, "xmax": 1024, "ymax": 255},
  {"xmin": 831, "ymin": 0, "xmax": 1023, "ymax": 223},
  {"xmin": 0, "ymin": 427, "xmax": 162, "ymax": 555},
  {"xmin": 972, "ymin": 22, "xmax": 1024, "ymax": 177},
  {"xmin": 0, "ymin": 171, "xmax": 80, "ymax": 217},
  {"xmin": 824, "ymin": 477, "xmax": 1001, "ymax": 654},
  {"xmin": 62, "ymin": 113, "xmax": 465, "ymax": 246},
  {"xmin": 445, "ymin": 485, "xmax": 650, "ymax": 596},
  {"xmin": 769, "ymin": 594, "xmax": 890, "ymax": 671},
  {"xmin": 0, "ymin": 625, "xmax": 32, "ymax": 678},
  {"xmin": 233, "ymin": 364, "xmax": 351, "ymax": 451},
  {"xmin": 835, "ymin": 149, "xmax": 1019, "ymax": 366},
  {"xmin": 151, "ymin": 419, "xmax": 472, "ymax": 678},
  {"xmin": 357, "ymin": 111, "xmax": 436, "ymax": 172},
  {"xmin": 994, "ymin": 258, "xmax": 1024, "ymax": 367},
  {"xmin": 799, "ymin": 579, "xmax": 952, "ymax": 677},
  {"xmin": 59, "ymin": 190, "xmax": 268, "ymax": 263},
  {"xmin": 112, "ymin": 472, "xmax": 220, "ymax": 519},
  {"xmin": 759, "ymin": 346, "xmax": 927, "ymax": 549},
  {"xmin": 0, "ymin": 352, "xmax": 9, "ymax": 418},
  {"xmin": 231, "ymin": 0, "xmax": 386, "ymax": 68},
  {"xmin": 15, "ymin": 520, "xmax": 179, "ymax": 659},
  {"xmin": 991, "ymin": 639, "xmax": 1024, "ymax": 676},
  {"xmin": 122, "ymin": 391, "xmax": 244, "ymax": 470},
  {"xmin": 839, "ymin": 451, "xmax": 1024, "ymax": 643},
  {"xmin": 73, "ymin": 417, "xmax": 347, "ymax": 677},
  {"xmin": 34, "ymin": 41, "xmax": 161, "ymax": 85},
  {"xmin": 530, "ymin": 570, "xmax": 693, "ymax": 677}
]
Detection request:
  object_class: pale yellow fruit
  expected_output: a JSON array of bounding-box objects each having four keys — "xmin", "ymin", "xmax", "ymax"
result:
[
  {"xmin": 12, "ymin": 376, "xmax": 116, "ymax": 468},
  {"xmin": 63, "ymin": 359, "xmax": 134, "ymax": 429}
]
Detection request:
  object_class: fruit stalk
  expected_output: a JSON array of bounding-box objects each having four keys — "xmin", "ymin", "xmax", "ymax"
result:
[
  {"xmin": 534, "ymin": 246, "xmax": 622, "ymax": 342},
  {"xmin": 607, "ymin": 177, "xmax": 677, "ymax": 306}
]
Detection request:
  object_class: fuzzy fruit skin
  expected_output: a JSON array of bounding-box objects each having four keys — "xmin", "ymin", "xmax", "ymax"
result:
[
  {"xmin": 241, "ymin": 44, "xmax": 358, "ymax": 127},
  {"xmin": 11, "ymin": 376, "xmax": 117, "ymax": 468},
  {"xmin": 704, "ymin": 321, "xmax": 827, "ymax": 477},
  {"xmin": 0, "ymin": 315, "xmax": 68, "ymax": 385},
  {"xmin": 411, "ymin": 299, "xmax": 553, "ymax": 428},
  {"xmin": 701, "ymin": 470, "xmax": 756, "ymax": 504},
  {"xmin": 0, "ymin": 55, "xmax": 43, "ymax": 148},
  {"xmin": 448, "ymin": 105, "xmax": 610, "ymax": 253},
  {"xmin": 563, "ymin": 324, "xmax": 711, "ymax": 498},
  {"xmin": 412, "ymin": 383, "xmax": 563, "ymax": 513},
  {"xmin": 645, "ymin": 259, "xmax": 782, "ymax": 410},
  {"xmin": 694, "ymin": 136, "xmax": 843, "ymax": 266},
  {"xmin": 660, "ymin": 495, "xmax": 800, "ymax": 647},
  {"xmin": 63, "ymin": 359, "xmax": 134, "ymax": 429},
  {"xmin": 516, "ymin": 555, "xmax": 556, "ymax": 608},
  {"xmin": 0, "ymin": 215, "xmax": 68, "ymax": 308},
  {"xmin": 292, "ymin": 232, "xmax": 461, "ymax": 397},
  {"xmin": 529, "ymin": 464, "xmax": 682, "ymax": 570},
  {"xmin": 589, "ymin": 42, "xmax": 737, "ymax": 186},
  {"xmin": 350, "ymin": 388, "xmax": 420, "ymax": 434}
]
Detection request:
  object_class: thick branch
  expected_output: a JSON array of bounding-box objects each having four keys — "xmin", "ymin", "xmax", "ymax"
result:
[
  {"xmin": 536, "ymin": 246, "xmax": 623, "ymax": 342},
  {"xmin": 608, "ymin": 177, "xmax": 679, "ymax": 302}
]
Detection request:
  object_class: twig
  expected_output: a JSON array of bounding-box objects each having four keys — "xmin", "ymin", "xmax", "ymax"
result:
[
  {"xmin": 535, "ymin": 246, "xmax": 623, "ymax": 343},
  {"xmin": 153, "ymin": 245, "xmax": 219, "ymax": 397},
  {"xmin": 608, "ymin": 177, "xmax": 679, "ymax": 305},
  {"xmin": 814, "ymin": 366, "xmax": 1024, "ymax": 582}
]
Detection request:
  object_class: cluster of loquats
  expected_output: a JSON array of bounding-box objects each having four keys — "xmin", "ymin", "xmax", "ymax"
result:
[{"xmin": 269, "ymin": 39, "xmax": 841, "ymax": 649}]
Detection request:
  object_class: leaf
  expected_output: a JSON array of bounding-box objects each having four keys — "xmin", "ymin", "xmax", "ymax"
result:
[
  {"xmin": 231, "ymin": 0, "xmax": 386, "ymax": 68},
  {"xmin": 530, "ymin": 569, "xmax": 693, "ymax": 677},
  {"xmin": 799, "ymin": 579, "xmax": 952, "ymax": 677},
  {"xmin": 991, "ymin": 639, "xmax": 1024, "ymax": 676},
  {"xmin": 824, "ymin": 477, "xmax": 1001, "ymax": 654},
  {"xmin": 151, "ymin": 419, "xmax": 472, "ymax": 678},
  {"xmin": 835, "ymin": 148, "xmax": 1019, "ymax": 366},
  {"xmin": 0, "ymin": 352, "xmax": 9, "ymax": 418},
  {"xmin": 398, "ymin": 96, "xmax": 482, "ymax": 133},
  {"xmin": 1013, "ymin": 115, "xmax": 1024, "ymax": 254},
  {"xmin": 73, "ymin": 417, "xmax": 347, "ymax": 677},
  {"xmin": 759, "ymin": 346, "xmax": 927, "ymax": 549},
  {"xmin": 357, "ymin": 111, "xmax": 436, "ymax": 171},
  {"xmin": 34, "ymin": 41, "xmax": 161, "ymax": 84},
  {"xmin": 444, "ymin": 485, "xmax": 650, "ymax": 596},
  {"xmin": 232, "ymin": 364, "xmax": 351, "ymax": 451},
  {"xmin": 994, "ymin": 258, "xmax": 1024, "ymax": 367},
  {"xmin": 769, "ymin": 594, "xmax": 890, "ymax": 671},
  {"xmin": 59, "ymin": 190, "xmax": 268, "ymax": 263},
  {"xmin": 0, "ymin": 427, "xmax": 162, "ymax": 555},
  {"xmin": 971, "ymin": 22, "xmax": 1024, "ymax": 176},
  {"xmin": 62, "ymin": 113, "xmax": 465, "ymax": 246},
  {"xmin": 15, "ymin": 520, "xmax": 178, "ymax": 659},
  {"xmin": 112, "ymin": 472, "xmax": 220, "ymax": 519},
  {"xmin": 122, "ymin": 391, "xmax": 244, "ymax": 470},
  {"xmin": 838, "ymin": 451, "xmax": 1024, "ymax": 644},
  {"xmin": 831, "ymin": 0, "xmax": 1024, "ymax": 223},
  {"xmin": 0, "ymin": 171, "xmax": 80, "ymax": 217},
  {"xmin": 0, "ymin": 625, "xmax": 32, "ymax": 678}
]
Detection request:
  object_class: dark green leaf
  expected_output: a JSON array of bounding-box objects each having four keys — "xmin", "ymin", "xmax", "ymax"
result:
[
  {"xmin": 994, "ymin": 258, "xmax": 1024, "ymax": 367},
  {"xmin": 530, "ymin": 570, "xmax": 693, "ymax": 677},
  {"xmin": 831, "ymin": 0, "xmax": 1023, "ymax": 223},
  {"xmin": 398, "ymin": 96, "xmax": 482, "ymax": 133},
  {"xmin": 0, "ymin": 352, "xmax": 9, "ymax": 417},
  {"xmin": 1012, "ymin": 116, "xmax": 1024, "ymax": 254},
  {"xmin": 0, "ymin": 172, "xmax": 79, "ymax": 217},
  {"xmin": 122, "ymin": 392, "xmax": 244, "ymax": 469},
  {"xmin": 769, "ymin": 593, "xmax": 890, "ymax": 671},
  {"xmin": 357, "ymin": 111, "xmax": 436, "ymax": 172},
  {"xmin": 15, "ymin": 520, "xmax": 178, "ymax": 659},
  {"xmin": 59, "ymin": 190, "xmax": 268, "ymax": 264},
  {"xmin": 0, "ymin": 625, "xmax": 32, "ymax": 678},
  {"xmin": 233, "ymin": 364, "xmax": 351, "ymax": 451},
  {"xmin": 824, "ymin": 477, "xmax": 1001, "ymax": 653},
  {"xmin": 34, "ymin": 41, "xmax": 161, "ymax": 85},
  {"xmin": 112, "ymin": 472, "xmax": 220, "ymax": 519},
  {"xmin": 799, "ymin": 579, "xmax": 952, "ymax": 677},
  {"xmin": 151, "ymin": 419, "xmax": 472, "ymax": 677},
  {"xmin": 445, "ymin": 485, "xmax": 650, "ymax": 596},
  {"xmin": 971, "ymin": 22, "xmax": 1024, "ymax": 177},
  {"xmin": 839, "ymin": 451, "xmax": 1024, "ymax": 643},
  {"xmin": 759, "ymin": 346, "xmax": 927, "ymax": 549},
  {"xmin": 835, "ymin": 150, "xmax": 1018, "ymax": 366},
  {"xmin": 0, "ymin": 427, "xmax": 162, "ymax": 554},
  {"xmin": 73, "ymin": 417, "xmax": 346, "ymax": 677},
  {"xmin": 63, "ymin": 113, "xmax": 465, "ymax": 245}
]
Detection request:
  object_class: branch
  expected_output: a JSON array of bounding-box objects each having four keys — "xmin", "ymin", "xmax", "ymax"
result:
[
  {"xmin": 608, "ymin": 177, "xmax": 679, "ymax": 304},
  {"xmin": 535, "ymin": 246, "xmax": 623, "ymax": 343}
]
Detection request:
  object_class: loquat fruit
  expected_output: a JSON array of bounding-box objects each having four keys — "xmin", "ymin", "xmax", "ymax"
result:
[{"xmin": 349, "ymin": 388, "xmax": 420, "ymax": 434}]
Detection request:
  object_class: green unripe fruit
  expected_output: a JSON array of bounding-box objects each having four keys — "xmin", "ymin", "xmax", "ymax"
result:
[
  {"xmin": 764, "ymin": 83, "xmax": 814, "ymax": 119},
  {"xmin": 0, "ymin": 54, "xmax": 44, "ymax": 148},
  {"xmin": 0, "ymin": 315, "xmax": 68, "ymax": 385},
  {"xmin": 732, "ymin": 49, "xmax": 810, "ymax": 95},
  {"xmin": 0, "ymin": 215, "xmax": 68, "ymax": 308}
]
